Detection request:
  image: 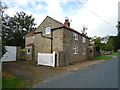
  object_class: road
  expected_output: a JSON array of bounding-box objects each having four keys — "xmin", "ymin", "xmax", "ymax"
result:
[{"xmin": 33, "ymin": 55, "xmax": 118, "ymax": 88}]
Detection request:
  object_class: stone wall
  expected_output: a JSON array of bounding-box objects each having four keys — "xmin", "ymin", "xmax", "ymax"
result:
[
  {"xmin": 63, "ymin": 28, "xmax": 90, "ymax": 64},
  {"xmin": 56, "ymin": 51, "xmax": 68, "ymax": 67},
  {"xmin": 25, "ymin": 36, "xmax": 34, "ymax": 46},
  {"xmin": 16, "ymin": 47, "xmax": 21, "ymax": 60},
  {"xmin": 34, "ymin": 16, "xmax": 63, "ymax": 61},
  {"xmin": 88, "ymin": 46, "xmax": 96, "ymax": 60},
  {"xmin": 33, "ymin": 16, "xmax": 94, "ymax": 66},
  {"xmin": 25, "ymin": 46, "xmax": 34, "ymax": 60}
]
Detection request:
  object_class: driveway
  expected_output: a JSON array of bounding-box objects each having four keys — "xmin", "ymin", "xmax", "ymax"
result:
[{"xmin": 33, "ymin": 55, "xmax": 118, "ymax": 88}]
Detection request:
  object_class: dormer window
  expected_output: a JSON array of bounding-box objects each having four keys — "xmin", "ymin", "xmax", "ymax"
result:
[{"xmin": 45, "ymin": 27, "xmax": 51, "ymax": 34}]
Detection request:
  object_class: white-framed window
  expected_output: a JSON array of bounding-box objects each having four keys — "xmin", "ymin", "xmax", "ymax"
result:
[
  {"xmin": 82, "ymin": 47, "xmax": 86, "ymax": 54},
  {"xmin": 73, "ymin": 46, "xmax": 78, "ymax": 54},
  {"xmin": 32, "ymin": 35, "xmax": 35, "ymax": 38},
  {"xmin": 73, "ymin": 32, "xmax": 78, "ymax": 40},
  {"xmin": 27, "ymin": 48, "xmax": 31, "ymax": 54},
  {"xmin": 45, "ymin": 27, "xmax": 51, "ymax": 34},
  {"xmin": 83, "ymin": 37, "xmax": 86, "ymax": 43}
]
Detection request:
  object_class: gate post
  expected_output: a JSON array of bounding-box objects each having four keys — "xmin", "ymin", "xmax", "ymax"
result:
[
  {"xmin": 53, "ymin": 51, "xmax": 55, "ymax": 67},
  {"xmin": 38, "ymin": 53, "xmax": 40, "ymax": 65}
]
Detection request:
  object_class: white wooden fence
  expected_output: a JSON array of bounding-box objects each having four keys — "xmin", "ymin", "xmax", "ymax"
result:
[{"xmin": 38, "ymin": 51, "xmax": 55, "ymax": 67}]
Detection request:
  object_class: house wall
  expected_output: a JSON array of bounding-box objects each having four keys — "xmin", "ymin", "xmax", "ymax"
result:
[
  {"xmin": 63, "ymin": 28, "xmax": 90, "ymax": 65},
  {"xmin": 16, "ymin": 47, "xmax": 21, "ymax": 60},
  {"xmin": 25, "ymin": 36, "xmax": 34, "ymax": 46},
  {"xmin": 25, "ymin": 46, "xmax": 35, "ymax": 61},
  {"xmin": 88, "ymin": 46, "xmax": 96, "ymax": 60},
  {"xmin": 33, "ymin": 16, "xmax": 95, "ymax": 66},
  {"xmin": 34, "ymin": 17, "xmax": 63, "ymax": 61}
]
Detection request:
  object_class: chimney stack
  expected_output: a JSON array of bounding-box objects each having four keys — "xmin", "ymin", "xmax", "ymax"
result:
[{"xmin": 64, "ymin": 17, "xmax": 70, "ymax": 27}]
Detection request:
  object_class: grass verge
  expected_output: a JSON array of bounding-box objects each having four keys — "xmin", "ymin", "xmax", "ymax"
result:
[
  {"xmin": 2, "ymin": 72, "xmax": 32, "ymax": 88},
  {"xmin": 95, "ymin": 56, "xmax": 112, "ymax": 60},
  {"xmin": 111, "ymin": 52, "xmax": 119, "ymax": 55}
]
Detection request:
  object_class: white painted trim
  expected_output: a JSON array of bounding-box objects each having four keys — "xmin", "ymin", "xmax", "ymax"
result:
[
  {"xmin": 27, "ymin": 48, "xmax": 31, "ymax": 54},
  {"xmin": 73, "ymin": 46, "xmax": 78, "ymax": 54},
  {"xmin": 73, "ymin": 32, "xmax": 78, "ymax": 40},
  {"xmin": 38, "ymin": 51, "xmax": 56, "ymax": 67},
  {"xmin": 38, "ymin": 53, "xmax": 40, "ymax": 65},
  {"xmin": 45, "ymin": 27, "xmax": 51, "ymax": 34},
  {"xmin": 53, "ymin": 51, "xmax": 55, "ymax": 67}
]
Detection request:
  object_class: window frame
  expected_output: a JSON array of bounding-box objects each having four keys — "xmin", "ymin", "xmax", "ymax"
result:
[
  {"xmin": 45, "ymin": 26, "xmax": 51, "ymax": 34},
  {"xmin": 32, "ymin": 35, "xmax": 35, "ymax": 38},
  {"xmin": 83, "ymin": 37, "xmax": 86, "ymax": 43},
  {"xmin": 73, "ymin": 46, "xmax": 78, "ymax": 54},
  {"xmin": 27, "ymin": 48, "xmax": 31, "ymax": 54},
  {"xmin": 73, "ymin": 32, "xmax": 78, "ymax": 40},
  {"xmin": 82, "ymin": 47, "xmax": 86, "ymax": 54}
]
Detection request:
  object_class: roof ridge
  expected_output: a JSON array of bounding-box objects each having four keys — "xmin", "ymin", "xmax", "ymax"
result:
[
  {"xmin": 47, "ymin": 16, "xmax": 90, "ymax": 39},
  {"xmin": 47, "ymin": 16, "xmax": 65, "ymax": 26}
]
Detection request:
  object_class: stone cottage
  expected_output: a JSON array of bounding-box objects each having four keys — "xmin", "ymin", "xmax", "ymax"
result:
[{"xmin": 25, "ymin": 16, "xmax": 96, "ymax": 66}]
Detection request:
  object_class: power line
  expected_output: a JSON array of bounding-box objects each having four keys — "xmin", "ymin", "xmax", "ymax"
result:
[{"xmin": 76, "ymin": 0, "xmax": 116, "ymax": 29}]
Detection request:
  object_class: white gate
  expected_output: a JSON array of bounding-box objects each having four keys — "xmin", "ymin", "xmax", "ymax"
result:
[
  {"xmin": 1, "ymin": 46, "xmax": 16, "ymax": 62},
  {"xmin": 38, "ymin": 51, "xmax": 55, "ymax": 67}
]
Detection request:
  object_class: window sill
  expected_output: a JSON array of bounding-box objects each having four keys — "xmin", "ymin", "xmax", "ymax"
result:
[
  {"xmin": 45, "ymin": 33, "xmax": 51, "ymax": 35},
  {"xmin": 73, "ymin": 53, "xmax": 78, "ymax": 54},
  {"xmin": 74, "ymin": 39, "xmax": 78, "ymax": 41}
]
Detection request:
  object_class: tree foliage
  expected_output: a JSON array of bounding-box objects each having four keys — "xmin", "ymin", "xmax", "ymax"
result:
[
  {"xmin": 0, "ymin": 1, "xmax": 8, "ymax": 56},
  {"xmin": 2, "ymin": 11, "xmax": 36, "ymax": 48},
  {"xmin": 115, "ymin": 21, "xmax": 120, "ymax": 50},
  {"xmin": 91, "ymin": 36, "xmax": 115, "ymax": 52},
  {"xmin": 91, "ymin": 36, "xmax": 103, "ymax": 51},
  {"xmin": 1, "ymin": 1, "xmax": 37, "ymax": 56}
]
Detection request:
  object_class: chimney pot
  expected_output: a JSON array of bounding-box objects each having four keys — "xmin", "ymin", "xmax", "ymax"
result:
[{"xmin": 64, "ymin": 17, "xmax": 70, "ymax": 27}]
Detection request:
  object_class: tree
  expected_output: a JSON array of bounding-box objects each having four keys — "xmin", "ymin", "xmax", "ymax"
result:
[
  {"xmin": 105, "ymin": 36, "xmax": 115, "ymax": 51},
  {"xmin": 2, "ymin": 11, "xmax": 36, "ymax": 48},
  {"xmin": 0, "ymin": 1, "xmax": 8, "ymax": 56},
  {"xmin": 91, "ymin": 36, "xmax": 102, "ymax": 51},
  {"xmin": 114, "ymin": 21, "xmax": 120, "ymax": 51}
]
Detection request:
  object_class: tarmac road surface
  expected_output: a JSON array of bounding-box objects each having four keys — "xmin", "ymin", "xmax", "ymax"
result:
[{"xmin": 33, "ymin": 55, "xmax": 118, "ymax": 88}]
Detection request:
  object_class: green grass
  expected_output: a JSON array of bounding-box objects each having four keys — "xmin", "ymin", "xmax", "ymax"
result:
[
  {"xmin": 2, "ymin": 73, "xmax": 32, "ymax": 88},
  {"xmin": 111, "ymin": 52, "xmax": 119, "ymax": 55},
  {"xmin": 95, "ymin": 56, "xmax": 112, "ymax": 60}
]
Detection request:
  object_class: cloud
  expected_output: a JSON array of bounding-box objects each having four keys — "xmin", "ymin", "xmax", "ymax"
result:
[
  {"xmin": 2, "ymin": 0, "xmax": 118, "ymax": 37},
  {"xmin": 69, "ymin": 0, "xmax": 118, "ymax": 37}
]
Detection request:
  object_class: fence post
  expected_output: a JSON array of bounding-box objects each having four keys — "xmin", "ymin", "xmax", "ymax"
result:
[
  {"xmin": 53, "ymin": 51, "xmax": 55, "ymax": 67},
  {"xmin": 56, "ymin": 52, "xmax": 59, "ymax": 67},
  {"xmin": 38, "ymin": 53, "xmax": 40, "ymax": 65}
]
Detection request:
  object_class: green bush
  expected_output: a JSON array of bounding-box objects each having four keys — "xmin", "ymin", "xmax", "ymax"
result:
[{"xmin": 21, "ymin": 49, "xmax": 26, "ymax": 53}]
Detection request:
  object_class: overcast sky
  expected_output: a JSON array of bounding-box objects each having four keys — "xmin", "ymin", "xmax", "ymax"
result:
[{"xmin": 2, "ymin": 0, "xmax": 119, "ymax": 37}]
